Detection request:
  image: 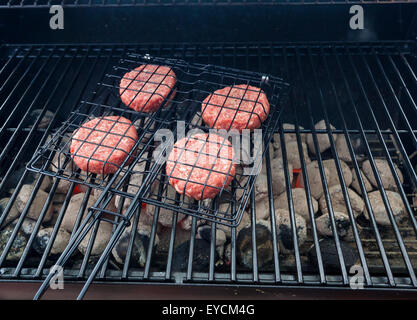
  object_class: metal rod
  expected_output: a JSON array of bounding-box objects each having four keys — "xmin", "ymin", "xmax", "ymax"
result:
[{"xmin": 295, "ymin": 48, "xmax": 349, "ymax": 285}]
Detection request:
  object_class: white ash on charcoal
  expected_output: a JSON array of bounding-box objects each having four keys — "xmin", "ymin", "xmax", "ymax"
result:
[
  {"xmin": 15, "ymin": 184, "xmax": 54, "ymax": 223},
  {"xmin": 25, "ymin": 109, "xmax": 55, "ymax": 129},
  {"xmin": 274, "ymin": 188, "xmax": 319, "ymax": 220},
  {"xmin": 61, "ymin": 192, "xmax": 116, "ymax": 233},
  {"xmin": 364, "ymin": 190, "xmax": 406, "ymax": 226},
  {"xmin": 272, "ymin": 124, "xmax": 307, "ymax": 151},
  {"xmin": 59, "ymin": 193, "xmax": 84, "ymax": 232},
  {"xmin": 322, "ymin": 159, "xmax": 352, "ymax": 188},
  {"xmin": 172, "ymin": 239, "xmax": 219, "ymax": 272},
  {"xmin": 275, "ymin": 141, "xmax": 310, "ymax": 170},
  {"xmin": 0, "ymin": 222, "xmax": 28, "ymax": 262},
  {"xmin": 350, "ymin": 168, "xmax": 373, "ymax": 195},
  {"xmin": 78, "ymin": 220, "xmax": 114, "ymax": 257},
  {"xmin": 307, "ymin": 238, "xmax": 359, "ymax": 271},
  {"xmin": 319, "ymin": 185, "xmax": 365, "ymax": 218},
  {"xmin": 274, "ymin": 209, "xmax": 307, "ymax": 254},
  {"xmin": 306, "ymin": 120, "xmax": 338, "ymax": 155},
  {"xmin": 0, "ymin": 197, "xmax": 20, "ymax": 228},
  {"xmin": 236, "ymin": 219, "xmax": 273, "ymax": 269},
  {"xmin": 298, "ymin": 161, "xmax": 330, "ymax": 200},
  {"xmin": 362, "ymin": 159, "xmax": 404, "ymax": 192},
  {"xmin": 315, "ymin": 211, "xmax": 356, "ymax": 240},
  {"xmin": 32, "ymin": 227, "xmax": 70, "ymax": 256},
  {"xmin": 112, "ymin": 214, "xmax": 160, "ymax": 267}
]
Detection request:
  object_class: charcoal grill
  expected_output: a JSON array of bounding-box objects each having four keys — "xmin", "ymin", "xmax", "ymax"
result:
[{"xmin": 0, "ymin": 1, "xmax": 417, "ymax": 300}]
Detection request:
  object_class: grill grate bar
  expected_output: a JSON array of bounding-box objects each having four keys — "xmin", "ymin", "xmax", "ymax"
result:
[
  {"xmin": 34, "ymin": 183, "xmax": 77, "ymax": 277},
  {"xmin": 0, "ymin": 47, "xmax": 19, "ymax": 81},
  {"xmin": 370, "ymin": 55, "xmax": 417, "ymax": 235},
  {"xmin": 186, "ymin": 217, "xmax": 198, "ymax": 281},
  {"xmin": 319, "ymin": 47, "xmax": 394, "ymax": 286},
  {"xmin": 263, "ymin": 45, "xmax": 281, "ymax": 283},
  {"xmin": 250, "ymin": 190, "xmax": 259, "ymax": 282},
  {"xmin": 164, "ymin": 210, "xmax": 179, "ymax": 280},
  {"xmin": 387, "ymin": 54, "xmax": 417, "ymax": 126},
  {"xmin": 399, "ymin": 53, "xmax": 417, "ymax": 84},
  {"xmin": 34, "ymin": 46, "xmax": 115, "ymax": 277},
  {"xmin": 0, "ymin": 46, "xmax": 34, "ymax": 100},
  {"xmin": 0, "ymin": 46, "xmax": 64, "ymax": 267},
  {"xmin": 336, "ymin": 50, "xmax": 399, "ymax": 285},
  {"xmin": 0, "ymin": 47, "xmax": 43, "ymax": 143},
  {"xmin": 353, "ymin": 50, "xmax": 417, "ymax": 286},
  {"xmin": 264, "ymin": 150, "xmax": 281, "ymax": 282}
]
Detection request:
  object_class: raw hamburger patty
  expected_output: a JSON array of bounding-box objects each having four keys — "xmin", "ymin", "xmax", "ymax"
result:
[
  {"xmin": 70, "ymin": 116, "xmax": 138, "ymax": 174},
  {"xmin": 166, "ymin": 133, "xmax": 236, "ymax": 200},
  {"xmin": 119, "ymin": 64, "xmax": 177, "ymax": 113},
  {"xmin": 201, "ymin": 84, "xmax": 270, "ymax": 131}
]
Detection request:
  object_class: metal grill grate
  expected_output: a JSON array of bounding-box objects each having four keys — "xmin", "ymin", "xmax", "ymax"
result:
[{"xmin": 0, "ymin": 42, "xmax": 416, "ymax": 299}]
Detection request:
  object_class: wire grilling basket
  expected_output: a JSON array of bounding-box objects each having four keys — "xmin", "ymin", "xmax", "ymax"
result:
[
  {"xmin": 105, "ymin": 53, "xmax": 288, "ymax": 227},
  {"xmin": 26, "ymin": 52, "xmax": 289, "ymax": 227}
]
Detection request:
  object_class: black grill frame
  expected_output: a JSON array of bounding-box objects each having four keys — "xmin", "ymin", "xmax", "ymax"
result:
[
  {"xmin": 0, "ymin": 0, "xmax": 414, "ymax": 8},
  {"xmin": 0, "ymin": 42, "xmax": 416, "ymax": 299}
]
